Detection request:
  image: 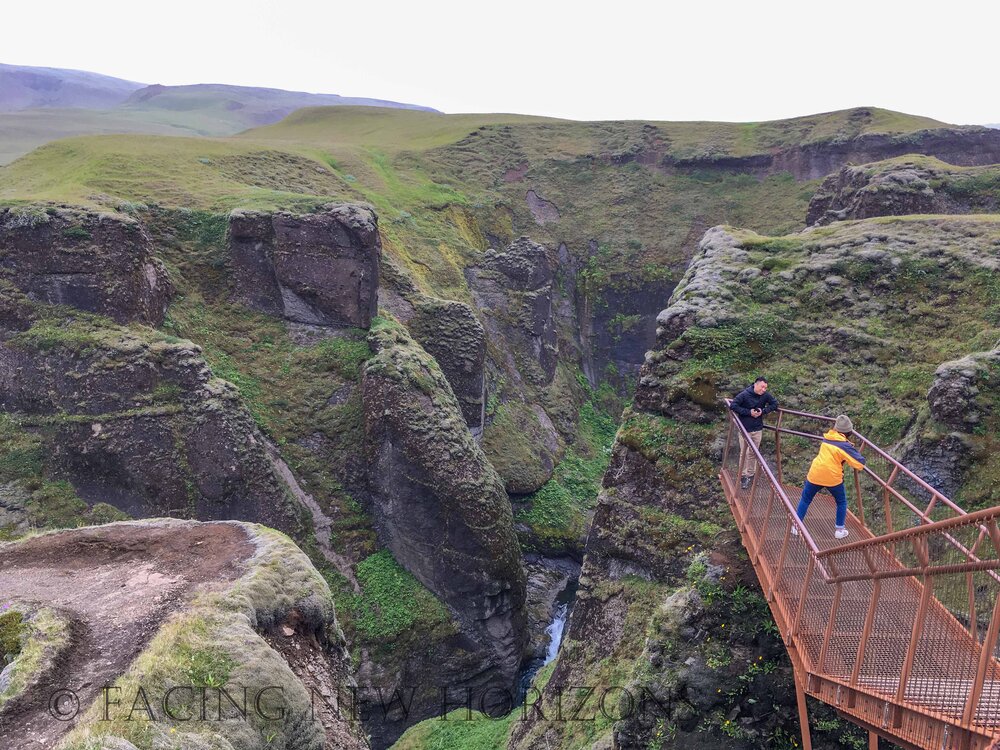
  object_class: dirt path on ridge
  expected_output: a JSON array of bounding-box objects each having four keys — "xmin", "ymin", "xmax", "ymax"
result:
[{"xmin": 0, "ymin": 521, "xmax": 253, "ymax": 750}]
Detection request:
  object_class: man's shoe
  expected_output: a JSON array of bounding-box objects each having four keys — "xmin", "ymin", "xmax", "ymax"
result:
[
  {"xmin": 740, "ymin": 475, "xmax": 752, "ymax": 490},
  {"xmin": 834, "ymin": 527, "xmax": 849, "ymax": 539}
]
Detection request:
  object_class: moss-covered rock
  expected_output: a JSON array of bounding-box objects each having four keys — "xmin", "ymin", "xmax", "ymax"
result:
[
  {"xmin": 0, "ymin": 305, "xmax": 304, "ymax": 534},
  {"xmin": 407, "ymin": 296, "xmax": 486, "ymax": 435},
  {"xmin": 808, "ymin": 156, "xmax": 1000, "ymax": 225},
  {"xmin": 0, "ymin": 205, "xmax": 172, "ymax": 325},
  {"xmin": 34, "ymin": 520, "xmax": 369, "ymax": 750},
  {"xmin": 900, "ymin": 347, "xmax": 1000, "ymax": 505},
  {"xmin": 362, "ymin": 320, "xmax": 527, "ymax": 724}
]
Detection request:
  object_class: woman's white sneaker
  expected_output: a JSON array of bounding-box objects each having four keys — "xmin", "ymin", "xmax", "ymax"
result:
[{"xmin": 834, "ymin": 527, "xmax": 849, "ymax": 539}]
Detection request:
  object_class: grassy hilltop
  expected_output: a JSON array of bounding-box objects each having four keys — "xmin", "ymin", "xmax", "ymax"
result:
[{"xmin": 0, "ymin": 105, "xmax": 948, "ymax": 299}]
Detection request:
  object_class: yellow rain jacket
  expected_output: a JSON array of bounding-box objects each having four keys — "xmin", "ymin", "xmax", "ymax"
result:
[{"xmin": 806, "ymin": 429, "xmax": 867, "ymax": 487}]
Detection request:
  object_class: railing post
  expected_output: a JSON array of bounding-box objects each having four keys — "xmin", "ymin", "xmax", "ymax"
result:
[
  {"xmin": 961, "ymin": 590, "xmax": 1000, "ymax": 728},
  {"xmin": 893, "ymin": 572, "xmax": 933, "ymax": 727},
  {"xmin": 794, "ymin": 666, "xmax": 813, "ymax": 750},
  {"xmin": 849, "ymin": 548, "xmax": 881, "ymax": 707},
  {"xmin": 967, "ymin": 570, "xmax": 978, "ymax": 643},
  {"xmin": 883, "ymin": 465, "xmax": 899, "ymax": 539},
  {"xmin": 753, "ymin": 485, "xmax": 776, "ymax": 566},
  {"xmin": 769, "ymin": 516, "xmax": 793, "ymax": 603},
  {"xmin": 775, "ymin": 409, "xmax": 784, "ymax": 487},
  {"xmin": 790, "ymin": 557, "xmax": 816, "ymax": 656},
  {"xmin": 853, "ymin": 468, "xmax": 865, "ymax": 528},
  {"xmin": 722, "ymin": 411, "xmax": 735, "ymax": 476},
  {"xmin": 817, "ymin": 556, "xmax": 842, "ymax": 674},
  {"xmin": 962, "ymin": 523, "xmax": 1000, "ymax": 728}
]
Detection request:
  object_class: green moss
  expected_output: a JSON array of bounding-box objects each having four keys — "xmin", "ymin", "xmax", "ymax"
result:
[
  {"xmin": 0, "ymin": 607, "xmax": 70, "ymax": 711},
  {"xmin": 87, "ymin": 502, "xmax": 132, "ymax": 524},
  {"xmin": 680, "ymin": 312, "xmax": 788, "ymax": 375},
  {"xmin": 482, "ymin": 400, "xmax": 561, "ymax": 494},
  {"xmin": 391, "ymin": 708, "xmax": 515, "ymax": 750},
  {"xmin": 0, "ymin": 414, "xmax": 44, "ymax": 482},
  {"xmin": 24, "ymin": 480, "xmax": 88, "ymax": 528},
  {"xmin": 0, "ymin": 609, "xmax": 25, "ymax": 663},
  {"xmin": 61, "ymin": 225, "xmax": 92, "ymax": 241},
  {"xmin": 515, "ymin": 392, "xmax": 617, "ymax": 552},
  {"xmin": 640, "ymin": 508, "xmax": 723, "ymax": 556},
  {"xmin": 349, "ymin": 550, "xmax": 451, "ymax": 643}
]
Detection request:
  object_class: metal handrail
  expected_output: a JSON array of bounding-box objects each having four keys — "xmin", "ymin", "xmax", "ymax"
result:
[
  {"xmin": 817, "ymin": 505, "xmax": 1000, "ymax": 558},
  {"xmin": 776, "ymin": 407, "xmax": 964, "ymax": 517},
  {"xmin": 770, "ymin": 407, "xmax": 997, "ymax": 575},
  {"xmin": 723, "ymin": 399, "xmax": 823, "ymax": 557}
]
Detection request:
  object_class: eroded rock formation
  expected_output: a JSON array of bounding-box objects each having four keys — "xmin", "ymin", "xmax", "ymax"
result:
[
  {"xmin": 229, "ymin": 204, "xmax": 380, "ymax": 328},
  {"xmin": 808, "ymin": 158, "xmax": 1000, "ymax": 225},
  {"xmin": 408, "ymin": 296, "xmax": 486, "ymax": 436},
  {"xmin": 0, "ymin": 206, "xmax": 172, "ymax": 325},
  {"xmin": 0, "ymin": 302, "xmax": 303, "ymax": 533},
  {"xmin": 468, "ymin": 237, "xmax": 564, "ymax": 494},
  {"xmin": 901, "ymin": 348, "xmax": 1000, "ymax": 500},
  {"xmin": 362, "ymin": 321, "xmax": 528, "ymax": 705}
]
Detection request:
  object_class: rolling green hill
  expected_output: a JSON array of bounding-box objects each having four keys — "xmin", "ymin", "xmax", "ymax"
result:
[{"xmin": 0, "ymin": 64, "xmax": 436, "ymax": 165}]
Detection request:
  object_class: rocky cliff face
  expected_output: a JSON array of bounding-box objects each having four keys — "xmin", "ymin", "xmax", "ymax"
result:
[
  {"xmin": 807, "ymin": 156, "xmax": 1000, "ymax": 225},
  {"xmin": 668, "ymin": 126, "xmax": 1000, "ymax": 181},
  {"xmin": 512, "ymin": 215, "xmax": 1000, "ymax": 749},
  {"xmin": 0, "ymin": 301, "xmax": 304, "ymax": 533},
  {"xmin": 229, "ymin": 204, "xmax": 380, "ymax": 328},
  {"xmin": 0, "ymin": 206, "xmax": 172, "ymax": 325},
  {"xmin": 363, "ymin": 321, "xmax": 527, "ymax": 668},
  {"xmin": 361, "ymin": 320, "xmax": 528, "ymax": 743},
  {"xmin": 467, "ymin": 237, "xmax": 565, "ymax": 494},
  {"xmin": 467, "ymin": 237, "xmax": 558, "ymax": 385}
]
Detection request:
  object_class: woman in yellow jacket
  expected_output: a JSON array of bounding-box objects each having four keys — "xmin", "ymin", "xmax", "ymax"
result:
[{"xmin": 794, "ymin": 414, "xmax": 866, "ymax": 539}]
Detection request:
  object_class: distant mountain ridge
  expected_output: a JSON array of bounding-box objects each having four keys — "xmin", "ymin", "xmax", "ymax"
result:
[
  {"xmin": 0, "ymin": 62, "xmax": 437, "ymax": 164},
  {"xmin": 0, "ymin": 63, "xmax": 435, "ymax": 115},
  {"xmin": 0, "ymin": 63, "xmax": 143, "ymax": 109}
]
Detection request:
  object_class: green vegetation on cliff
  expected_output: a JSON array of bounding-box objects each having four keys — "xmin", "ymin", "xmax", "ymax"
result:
[{"xmin": 514, "ymin": 380, "xmax": 619, "ymax": 553}]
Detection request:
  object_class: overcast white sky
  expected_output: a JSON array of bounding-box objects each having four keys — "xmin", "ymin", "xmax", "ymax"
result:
[{"xmin": 4, "ymin": 0, "xmax": 998, "ymax": 124}]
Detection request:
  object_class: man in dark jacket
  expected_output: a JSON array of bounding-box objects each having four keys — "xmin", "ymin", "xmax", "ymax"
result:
[{"xmin": 729, "ymin": 377, "xmax": 779, "ymax": 489}]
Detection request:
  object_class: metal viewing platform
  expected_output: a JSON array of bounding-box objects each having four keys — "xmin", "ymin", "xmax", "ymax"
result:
[{"xmin": 720, "ymin": 404, "xmax": 1000, "ymax": 750}]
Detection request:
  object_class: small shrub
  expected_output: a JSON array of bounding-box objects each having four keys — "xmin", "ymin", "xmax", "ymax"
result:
[
  {"xmin": 0, "ymin": 609, "xmax": 24, "ymax": 664},
  {"xmin": 61, "ymin": 226, "xmax": 92, "ymax": 241}
]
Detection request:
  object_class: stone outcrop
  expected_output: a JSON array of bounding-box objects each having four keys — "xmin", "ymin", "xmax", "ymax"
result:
[
  {"xmin": 901, "ymin": 348, "xmax": 1000, "ymax": 499},
  {"xmin": 0, "ymin": 302, "xmax": 302, "ymax": 534},
  {"xmin": 807, "ymin": 157, "xmax": 1000, "ymax": 225},
  {"xmin": 467, "ymin": 237, "xmax": 563, "ymax": 494},
  {"xmin": 362, "ymin": 321, "xmax": 527, "ymax": 691},
  {"xmin": 467, "ymin": 237, "xmax": 558, "ymax": 385},
  {"xmin": 407, "ymin": 297, "xmax": 486, "ymax": 436},
  {"xmin": 229, "ymin": 204, "xmax": 380, "ymax": 328},
  {"xmin": 0, "ymin": 206, "xmax": 172, "ymax": 325},
  {"xmin": 666, "ymin": 126, "xmax": 1000, "ymax": 181}
]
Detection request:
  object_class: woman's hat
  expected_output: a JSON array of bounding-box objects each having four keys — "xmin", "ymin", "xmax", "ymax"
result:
[{"xmin": 834, "ymin": 414, "xmax": 854, "ymax": 434}]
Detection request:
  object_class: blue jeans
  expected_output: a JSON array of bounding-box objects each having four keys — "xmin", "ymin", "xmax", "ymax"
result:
[{"xmin": 796, "ymin": 479, "xmax": 847, "ymax": 528}]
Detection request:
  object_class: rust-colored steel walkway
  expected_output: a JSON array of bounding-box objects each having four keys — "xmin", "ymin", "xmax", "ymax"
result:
[{"xmin": 720, "ymin": 405, "xmax": 1000, "ymax": 750}]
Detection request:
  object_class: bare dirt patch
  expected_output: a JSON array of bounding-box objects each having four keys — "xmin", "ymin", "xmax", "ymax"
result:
[
  {"xmin": 525, "ymin": 190, "xmax": 560, "ymax": 224},
  {"xmin": 0, "ymin": 521, "xmax": 253, "ymax": 750}
]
